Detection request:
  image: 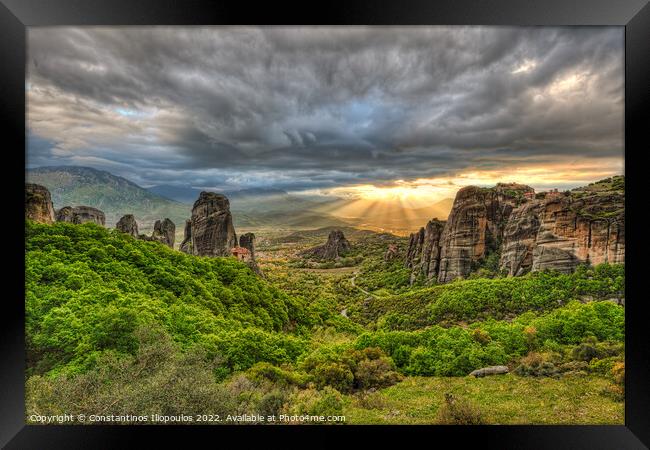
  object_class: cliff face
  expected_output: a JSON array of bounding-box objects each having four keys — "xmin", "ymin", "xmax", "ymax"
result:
[
  {"xmin": 151, "ymin": 218, "xmax": 176, "ymax": 248},
  {"xmin": 25, "ymin": 183, "xmax": 56, "ymax": 224},
  {"xmin": 405, "ymin": 219, "xmax": 445, "ymax": 283},
  {"xmin": 179, "ymin": 219, "xmax": 193, "ymax": 254},
  {"xmin": 190, "ymin": 192, "xmax": 237, "ymax": 257},
  {"xmin": 405, "ymin": 177, "xmax": 624, "ymax": 283},
  {"xmin": 436, "ymin": 183, "xmax": 533, "ymax": 283},
  {"xmin": 239, "ymin": 232, "xmax": 262, "ymax": 275},
  {"xmin": 502, "ymin": 191, "xmax": 624, "ymax": 275}
]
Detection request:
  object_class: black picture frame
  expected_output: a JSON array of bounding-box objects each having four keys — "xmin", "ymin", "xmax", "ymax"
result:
[{"xmin": 1, "ymin": 0, "xmax": 648, "ymax": 448}]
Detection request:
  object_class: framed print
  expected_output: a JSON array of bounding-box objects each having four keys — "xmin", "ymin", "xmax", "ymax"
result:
[{"xmin": 1, "ymin": 0, "xmax": 649, "ymax": 448}]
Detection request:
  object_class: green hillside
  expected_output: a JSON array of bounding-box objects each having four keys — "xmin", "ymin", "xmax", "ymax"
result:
[{"xmin": 26, "ymin": 221, "xmax": 624, "ymax": 423}]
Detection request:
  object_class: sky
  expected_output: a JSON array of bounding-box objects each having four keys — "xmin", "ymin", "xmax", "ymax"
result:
[{"xmin": 26, "ymin": 26, "xmax": 624, "ymax": 206}]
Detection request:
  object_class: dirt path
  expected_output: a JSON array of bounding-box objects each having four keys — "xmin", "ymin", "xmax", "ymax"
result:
[
  {"xmin": 297, "ymin": 266, "xmax": 358, "ymax": 274},
  {"xmin": 350, "ymin": 271, "xmax": 378, "ymax": 299}
]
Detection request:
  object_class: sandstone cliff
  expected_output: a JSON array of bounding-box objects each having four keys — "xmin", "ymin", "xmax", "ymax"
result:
[
  {"xmin": 56, "ymin": 205, "xmax": 106, "ymax": 226},
  {"xmin": 301, "ymin": 230, "xmax": 351, "ymax": 260},
  {"xmin": 405, "ymin": 219, "xmax": 445, "ymax": 284},
  {"xmin": 25, "ymin": 183, "xmax": 55, "ymax": 224},
  {"xmin": 151, "ymin": 218, "xmax": 176, "ymax": 248},
  {"xmin": 501, "ymin": 185, "xmax": 624, "ymax": 275},
  {"xmin": 116, "ymin": 214, "xmax": 139, "ymax": 237},
  {"xmin": 405, "ymin": 177, "xmax": 624, "ymax": 283},
  {"xmin": 179, "ymin": 219, "xmax": 193, "ymax": 254},
  {"xmin": 239, "ymin": 232, "xmax": 262, "ymax": 275},
  {"xmin": 189, "ymin": 192, "xmax": 237, "ymax": 257}
]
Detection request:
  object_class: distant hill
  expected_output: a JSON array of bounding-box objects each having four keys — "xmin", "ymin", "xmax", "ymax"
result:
[
  {"xmin": 26, "ymin": 166, "xmax": 191, "ymax": 232},
  {"xmin": 312, "ymin": 196, "xmax": 454, "ymax": 233},
  {"xmin": 408, "ymin": 198, "xmax": 454, "ymax": 222},
  {"xmin": 27, "ymin": 166, "xmax": 351, "ymax": 232},
  {"xmin": 147, "ymin": 184, "xmax": 202, "ymax": 204},
  {"xmin": 270, "ymin": 226, "xmax": 394, "ymax": 244},
  {"xmin": 148, "ymin": 183, "xmax": 350, "ymax": 229}
]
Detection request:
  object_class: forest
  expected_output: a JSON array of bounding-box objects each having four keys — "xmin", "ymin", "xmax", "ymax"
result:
[{"xmin": 25, "ymin": 221, "xmax": 625, "ymax": 424}]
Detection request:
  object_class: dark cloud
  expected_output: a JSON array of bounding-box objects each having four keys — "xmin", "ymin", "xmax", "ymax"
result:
[{"xmin": 26, "ymin": 26, "xmax": 624, "ymax": 191}]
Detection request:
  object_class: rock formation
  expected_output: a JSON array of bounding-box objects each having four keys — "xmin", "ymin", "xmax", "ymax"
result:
[
  {"xmin": 189, "ymin": 192, "xmax": 237, "ymax": 257},
  {"xmin": 301, "ymin": 230, "xmax": 351, "ymax": 260},
  {"xmin": 469, "ymin": 365, "xmax": 509, "ymax": 377},
  {"xmin": 239, "ymin": 233, "xmax": 256, "ymax": 260},
  {"xmin": 238, "ymin": 232, "xmax": 263, "ymax": 275},
  {"xmin": 25, "ymin": 183, "xmax": 55, "ymax": 224},
  {"xmin": 501, "ymin": 190, "xmax": 624, "ymax": 275},
  {"xmin": 151, "ymin": 218, "xmax": 175, "ymax": 248},
  {"xmin": 116, "ymin": 214, "xmax": 139, "ymax": 237},
  {"xmin": 384, "ymin": 244, "xmax": 400, "ymax": 262},
  {"xmin": 179, "ymin": 219, "xmax": 193, "ymax": 254},
  {"xmin": 437, "ymin": 184, "xmax": 533, "ymax": 283},
  {"xmin": 405, "ymin": 177, "xmax": 624, "ymax": 283},
  {"xmin": 56, "ymin": 206, "xmax": 106, "ymax": 226},
  {"xmin": 405, "ymin": 219, "xmax": 445, "ymax": 284}
]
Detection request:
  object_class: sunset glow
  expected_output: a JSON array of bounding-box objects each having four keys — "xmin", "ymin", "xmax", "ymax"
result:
[{"xmin": 321, "ymin": 158, "xmax": 624, "ymax": 206}]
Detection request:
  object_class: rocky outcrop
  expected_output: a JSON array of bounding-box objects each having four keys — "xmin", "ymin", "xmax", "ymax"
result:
[
  {"xmin": 116, "ymin": 214, "xmax": 139, "ymax": 237},
  {"xmin": 384, "ymin": 244, "xmax": 400, "ymax": 262},
  {"xmin": 239, "ymin": 232, "xmax": 262, "ymax": 275},
  {"xmin": 502, "ymin": 191, "xmax": 624, "ymax": 275},
  {"xmin": 406, "ymin": 177, "xmax": 624, "ymax": 283},
  {"xmin": 437, "ymin": 184, "xmax": 533, "ymax": 282},
  {"xmin": 179, "ymin": 220, "xmax": 193, "ymax": 254},
  {"xmin": 239, "ymin": 233, "xmax": 256, "ymax": 260},
  {"xmin": 301, "ymin": 230, "xmax": 351, "ymax": 260},
  {"xmin": 499, "ymin": 201, "xmax": 543, "ymax": 276},
  {"xmin": 469, "ymin": 365, "xmax": 509, "ymax": 377},
  {"xmin": 56, "ymin": 206, "xmax": 106, "ymax": 226},
  {"xmin": 405, "ymin": 219, "xmax": 445, "ymax": 284},
  {"xmin": 151, "ymin": 218, "xmax": 175, "ymax": 248},
  {"xmin": 25, "ymin": 183, "xmax": 55, "ymax": 224},
  {"xmin": 189, "ymin": 192, "xmax": 237, "ymax": 257}
]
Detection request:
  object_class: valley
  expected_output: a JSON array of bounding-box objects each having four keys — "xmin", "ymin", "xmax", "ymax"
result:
[{"xmin": 24, "ymin": 171, "xmax": 625, "ymax": 425}]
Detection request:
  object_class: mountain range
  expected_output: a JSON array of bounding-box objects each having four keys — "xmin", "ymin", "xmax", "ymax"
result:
[{"xmin": 26, "ymin": 166, "xmax": 351, "ymax": 232}]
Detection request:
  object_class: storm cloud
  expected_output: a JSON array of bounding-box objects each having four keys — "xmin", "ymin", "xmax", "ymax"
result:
[{"xmin": 26, "ymin": 26, "xmax": 624, "ymax": 192}]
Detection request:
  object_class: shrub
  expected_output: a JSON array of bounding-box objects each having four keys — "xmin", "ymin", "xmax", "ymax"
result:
[
  {"xmin": 311, "ymin": 362, "xmax": 354, "ymax": 392},
  {"xmin": 523, "ymin": 326, "xmax": 538, "ymax": 350},
  {"xmin": 472, "ymin": 328, "xmax": 491, "ymax": 345},
  {"xmin": 437, "ymin": 393, "xmax": 485, "ymax": 425},
  {"xmin": 26, "ymin": 325, "xmax": 239, "ymax": 421},
  {"xmin": 605, "ymin": 360, "xmax": 626, "ymax": 401},
  {"xmin": 246, "ymin": 362, "xmax": 306, "ymax": 387},
  {"xmin": 26, "ymin": 221, "xmax": 313, "ymax": 377},
  {"xmin": 557, "ymin": 361, "xmax": 589, "ymax": 375},
  {"xmin": 258, "ymin": 389, "xmax": 289, "ymax": 417},
  {"xmin": 354, "ymin": 357, "xmax": 403, "ymax": 390},
  {"xmin": 301, "ymin": 346, "xmax": 401, "ymax": 392},
  {"xmin": 513, "ymin": 352, "xmax": 560, "ymax": 378},
  {"xmin": 572, "ymin": 344, "xmax": 597, "ymax": 361},
  {"xmin": 284, "ymin": 386, "xmax": 344, "ymax": 419},
  {"xmin": 611, "ymin": 361, "xmax": 625, "ymax": 386}
]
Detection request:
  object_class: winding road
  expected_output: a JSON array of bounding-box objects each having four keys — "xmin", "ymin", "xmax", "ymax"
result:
[{"xmin": 350, "ymin": 271, "xmax": 378, "ymax": 299}]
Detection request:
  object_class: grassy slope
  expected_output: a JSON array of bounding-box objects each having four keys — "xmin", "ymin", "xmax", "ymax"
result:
[{"xmin": 344, "ymin": 375, "xmax": 622, "ymax": 424}]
